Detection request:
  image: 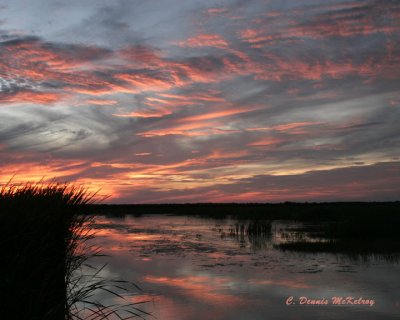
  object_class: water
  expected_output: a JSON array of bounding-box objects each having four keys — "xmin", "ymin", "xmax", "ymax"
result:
[{"xmin": 86, "ymin": 214, "xmax": 400, "ymax": 320}]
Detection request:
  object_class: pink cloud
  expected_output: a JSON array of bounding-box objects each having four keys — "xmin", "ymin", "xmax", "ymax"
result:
[{"xmin": 174, "ymin": 34, "xmax": 229, "ymax": 49}]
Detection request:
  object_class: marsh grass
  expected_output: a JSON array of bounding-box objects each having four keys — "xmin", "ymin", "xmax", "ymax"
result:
[
  {"xmin": 222, "ymin": 221, "xmax": 272, "ymax": 250},
  {"xmin": 0, "ymin": 181, "xmax": 150, "ymax": 320},
  {"xmin": 274, "ymin": 216, "xmax": 400, "ymax": 261},
  {"xmin": 229, "ymin": 221, "xmax": 272, "ymax": 237}
]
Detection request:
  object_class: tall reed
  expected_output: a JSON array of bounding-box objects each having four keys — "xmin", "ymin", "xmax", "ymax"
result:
[{"xmin": 0, "ymin": 181, "xmax": 149, "ymax": 320}]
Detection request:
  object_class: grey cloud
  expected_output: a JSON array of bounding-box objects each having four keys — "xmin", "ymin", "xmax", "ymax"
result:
[
  {"xmin": 0, "ymin": 0, "xmax": 399, "ymax": 202},
  {"xmin": 112, "ymin": 161, "xmax": 400, "ymax": 203}
]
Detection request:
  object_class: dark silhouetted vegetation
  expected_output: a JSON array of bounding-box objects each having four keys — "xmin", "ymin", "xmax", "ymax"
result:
[
  {"xmin": 0, "ymin": 182, "xmax": 149, "ymax": 320},
  {"xmin": 89, "ymin": 202, "xmax": 400, "ymax": 221},
  {"xmin": 273, "ymin": 207, "xmax": 400, "ymax": 259},
  {"xmin": 89, "ymin": 202, "xmax": 400, "ymax": 260},
  {"xmin": 225, "ymin": 221, "xmax": 272, "ymax": 250}
]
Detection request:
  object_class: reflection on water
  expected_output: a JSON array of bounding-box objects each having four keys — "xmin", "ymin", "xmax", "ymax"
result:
[{"xmin": 88, "ymin": 215, "xmax": 400, "ymax": 320}]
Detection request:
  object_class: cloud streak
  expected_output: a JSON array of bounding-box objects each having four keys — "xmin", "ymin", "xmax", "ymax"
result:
[{"xmin": 0, "ymin": 0, "xmax": 399, "ymax": 202}]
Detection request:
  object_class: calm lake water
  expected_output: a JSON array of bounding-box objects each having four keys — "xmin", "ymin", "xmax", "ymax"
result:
[{"xmin": 86, "ymin": 214, "xmax": 400, "ymax": 320}]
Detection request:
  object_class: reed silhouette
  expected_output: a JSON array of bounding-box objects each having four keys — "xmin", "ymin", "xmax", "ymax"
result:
[
  {"xmin": 0, "ymin": 181, "xmax": 149, "ymax": 320},
  {"xmin": 226, "ymin": 221, "xmax": 272, "ymax": 250}
]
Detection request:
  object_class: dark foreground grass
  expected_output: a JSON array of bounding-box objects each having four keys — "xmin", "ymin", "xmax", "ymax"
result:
[{"xmin": 0, "ymin": 182, "xmax": 149, "ymax": 320}]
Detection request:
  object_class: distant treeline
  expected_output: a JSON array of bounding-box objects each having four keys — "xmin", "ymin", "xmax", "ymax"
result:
[
  {"xmin": 87, "ymin": 202, "xmax": 400, "ymax": 259},
  {"xmin": 88, "ymin": 201, "xmax": 400, "ymax": 220}
]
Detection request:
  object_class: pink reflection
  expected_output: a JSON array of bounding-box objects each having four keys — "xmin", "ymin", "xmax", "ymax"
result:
[
  {"xmin": 144, "ymin": 275, "xmax": 246, "ymax": 306},
  {"xmin": 248, "ymin": 278, "xmax": 312, "ymax": 289}
]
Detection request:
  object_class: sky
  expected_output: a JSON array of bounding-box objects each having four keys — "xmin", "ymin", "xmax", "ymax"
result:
[{"xmin": 0, "ymin": 0, "xmax": 399, "ymax": 203}]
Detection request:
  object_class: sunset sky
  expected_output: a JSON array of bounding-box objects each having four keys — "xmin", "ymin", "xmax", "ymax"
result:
[{"xmin": 1, "ymin": 0, "xmax": 399, "ymax": 203}]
